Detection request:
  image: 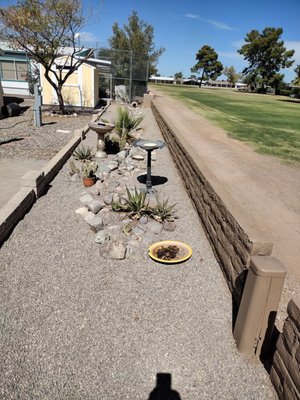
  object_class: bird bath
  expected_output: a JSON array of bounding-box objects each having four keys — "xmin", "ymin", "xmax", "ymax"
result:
[
  {"xmin": 88, "ymin": 122, "xmax": 115, "ymax": 158},
  {"xmin": 134, "ymin": 139, "xmax": 165, "ymax": 192}
]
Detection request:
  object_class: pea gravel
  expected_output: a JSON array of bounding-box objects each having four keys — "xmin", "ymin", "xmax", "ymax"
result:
[
  {"xmin": 0, "ymin": 98, "xmax": 93, "ymax": 160},
  {"xmin": 0, "ymin": 105, "xmax": 277, "ymax": 399}
]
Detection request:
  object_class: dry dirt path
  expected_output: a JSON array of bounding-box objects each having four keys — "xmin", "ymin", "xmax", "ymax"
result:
[{"xmin": 151, "ymin": 88, "xmax": 300, "ymax": 313}]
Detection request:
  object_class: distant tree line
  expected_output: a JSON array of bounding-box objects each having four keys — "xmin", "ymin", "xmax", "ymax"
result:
[{"xmin": 188, "ymin": 27, "xmax": 300, "ymax": 96}]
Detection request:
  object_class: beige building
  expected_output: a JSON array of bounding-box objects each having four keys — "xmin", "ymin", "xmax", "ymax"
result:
[{"xmin": 40, "ymin": 55, "xmax": 111, "ymax": 108}]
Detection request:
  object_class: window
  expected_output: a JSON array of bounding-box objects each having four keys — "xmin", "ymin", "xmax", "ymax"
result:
[{"xmin": 0, "ymin": 60, "xmax": 28, "ymax": 81}]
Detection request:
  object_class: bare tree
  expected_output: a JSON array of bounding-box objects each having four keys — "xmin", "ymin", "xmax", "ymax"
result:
[{"xmin": 0, "ymin": 0, "xmax": 93, "ymax": 113}]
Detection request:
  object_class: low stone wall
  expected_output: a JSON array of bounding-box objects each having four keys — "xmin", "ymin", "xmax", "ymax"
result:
[
  {"xmin": 270, "ymin": 297, "xmax": 300, "ymax": 400},
  {"xmin": 0, "ymin": 107, "xmax": 107, "ymax": 246},
  {"xmin": 151, "ymin": 102, "xmax": 272, "ymax": 310}
]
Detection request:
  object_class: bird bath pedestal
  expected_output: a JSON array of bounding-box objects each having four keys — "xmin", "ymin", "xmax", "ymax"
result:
[
  {"xmin": 88, "ymin": 122, "xmax": 115, "ymax": 158},
  {"xmin": 134, "ymin": 139, "xmax": 165, "ymax": 192}
]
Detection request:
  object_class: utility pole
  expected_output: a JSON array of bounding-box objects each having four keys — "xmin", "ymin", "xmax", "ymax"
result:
[
  {"xmin": 33, "ymin": 82, "xmax": 42, "ymax": 127},
  {"xmin": 129, "ymin": 50, "xmax": 133, "ymax": 103}
]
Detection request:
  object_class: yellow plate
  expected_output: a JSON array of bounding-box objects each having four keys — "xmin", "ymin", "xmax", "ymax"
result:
[{"xmin": 148, "ymin": 240, "xmax": 192, "ymax": 264}]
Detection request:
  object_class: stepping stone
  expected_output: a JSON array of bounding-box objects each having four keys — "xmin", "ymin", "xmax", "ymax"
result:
[
  {"xmin": 86, "ymin": 200, "xmax": 105, "ymax": 214},
  {"xmin": 139, "ymin": 215, "xmax": 148, "ymax": 224},
  {"xmin": 94, "ymin": 230, "xmax": 109, "ymax": 244},
  {"xmin": 132, "ymin": 225, "xmax": 145, "ymax": 236},
  {"xmin": 163, "ymin": 221, "xmax": 177, "ymax": 232},
  {"xmin": 108, "ymin": 161, "xmax": 119, "ymax": 171},
  {"xmin": 79, "ymin": 193, "xmax": 94, "ymax": 204},
  {"xmin": 148, "ymin": 220, "xmax": 163, "ymax": 234},
  {"xmin": 117, "ymin": 150, "xmax": 127, "ymax": 162},
  {"xmin": 126, "ymin": 240, "xmax": 140, "ymax": 257},
  {"xmin": 84, "ymin": 213, "xmax": 104, "ymax": 232},
  {"xmin": 75, "ymin": 206, "xmax": 89, "ymax": 215},
  {"xmin": 104, "ymin": 194, "xmax": 113, "ymax": 205},
  {"xmin": 101, "ymin": 240, "xmax": 127, "ymax": 260}
]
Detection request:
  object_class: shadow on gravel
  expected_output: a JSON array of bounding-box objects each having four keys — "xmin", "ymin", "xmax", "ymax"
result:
[
  {"xmin": 148, "ymin": 373, "xmax": 181, "ymax": 400},
  {"xmin": 20, "ymin": 106, "xmax": 31, "ymax": 114},
  {"xmin": 137, "ymin": 175, "xmax": 168, "ymax": 186},
  {"xmin": 41, "ymin": 121, "xmax": 57, "ymax": 126},
  {"xmin": 4, "ymin": 96, "xmax": 25, "ymax": 105},
  {"xmin": 231, "ymin": 270, "xmax": 249, "ymax": 332}
]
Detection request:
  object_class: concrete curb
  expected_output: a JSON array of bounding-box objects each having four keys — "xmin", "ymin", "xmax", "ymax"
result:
[{"xmin": 0, "ymin": 103, "xmax": 110, "ymax": 246}]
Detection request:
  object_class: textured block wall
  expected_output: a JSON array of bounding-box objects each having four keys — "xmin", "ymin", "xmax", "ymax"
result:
[{"xmin": 270, "ymin": 297, "xmax": 300, "ymax": 400}]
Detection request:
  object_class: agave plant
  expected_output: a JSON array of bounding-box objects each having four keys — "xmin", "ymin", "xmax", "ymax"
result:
[
  {"xmin": 73, "ymin": 145, "xmax": 93, "ymax": 161},
  {"xmin": 149, "ymin": 196, "xmax": 177, "ymax": 222},
  {"xmin": 111, "ymin": 186, "xmax": 149, "ymax": 219},
  {"xmin": 114, "ymin": 107, "xmax": 143, "ymax": 140}
]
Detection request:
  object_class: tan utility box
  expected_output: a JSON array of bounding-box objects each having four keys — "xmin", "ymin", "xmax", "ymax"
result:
[{"xmin": 233, "ymin": 255, "xmax": 286, "ymax": 357}]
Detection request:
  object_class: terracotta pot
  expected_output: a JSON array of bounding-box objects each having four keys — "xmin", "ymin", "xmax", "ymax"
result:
[{"xmin": 82, "ymin": 176, "xmax": 96, "ymax": 187}]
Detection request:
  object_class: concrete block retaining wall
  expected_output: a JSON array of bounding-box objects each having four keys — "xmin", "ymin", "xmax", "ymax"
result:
[
  {"xmin": 270, "ymin": 297, "xmax": 300, "ymax": 400},
  {"xmin": 151, "ymin": 101, "xmax": 300, "ymax": 399},
  {"xmin": 151, "ymin": 102, "xmax": 272, "ymax": 310},
  {"xmin": 0, "ymin": 105, "xmax": 108, "ymax": 246}
]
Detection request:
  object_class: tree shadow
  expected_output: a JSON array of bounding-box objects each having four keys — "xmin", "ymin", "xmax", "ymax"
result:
[
  {"xmin": 137, "ymin": 174, "xmax": 168, "ymax": 186},
  {"xmin": 148, "ymin": 373, "xmax": 181, "ymax": 400},
  {"xmin": 277, "ymin": 98, "xmax": 300, "ymax": 104}
]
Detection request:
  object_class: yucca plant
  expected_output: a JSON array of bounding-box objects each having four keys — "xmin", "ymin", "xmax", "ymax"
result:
[
  {"xmin": 115, "ymin": 107, "xmax": 143, "ymax": 140},
  {"xmin": 73, "ymin": 145, "xmax": 93, "ymax": 161},
  {"xmin": 149, "ymin": 196, "xmax": 177, "ymax": 222}
]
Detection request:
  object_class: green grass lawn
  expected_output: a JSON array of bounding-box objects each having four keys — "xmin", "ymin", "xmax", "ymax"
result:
[{"xmin": 151, "ymin": 84, "xmax": 300, "ymax": 164}]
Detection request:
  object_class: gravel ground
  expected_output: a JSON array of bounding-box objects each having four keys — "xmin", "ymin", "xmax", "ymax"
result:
[
  {"xmin": 0, "ymin": 104, "xmax": 277, "ymax": 399},
  {"xmin": 0, "ymin": 98, "xmax": 93, "ymax": 160}
]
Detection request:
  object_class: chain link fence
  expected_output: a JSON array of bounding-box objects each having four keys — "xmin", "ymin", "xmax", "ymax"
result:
[
  {"xmin": 95, "ymin": 47, "xmax": 149, "ymax": 103},
  {"xmin": 1, "ymin": 41, "xmax": 150, "ymax": 103},
  {"xmin": 76, "ymin": 41, "xmax": 149, "ymax": 102}
]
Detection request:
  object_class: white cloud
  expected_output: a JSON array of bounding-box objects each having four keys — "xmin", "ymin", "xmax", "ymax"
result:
[
  {"xmin": 231, "ymin": 40, "xmax": 244, "ymax": 49},
  {"xmin": 185, "ymin": 13, "xmax": 199, "ymax": 19},
  {"xmin": 184, "ymin": 13, "xmax": 236, "ymax": 31},
  {"xmin": 77, "ymin": 31, "xmax": 98, "ymax": 43},
  {"xmin": 206, "ymin": 19, "xmax": 235, "ymax": 31},
  {"xmin": 285, "ymin": 41, "xmax": 300, "ymax": 64},
  {"xmin": 218, "ymin": 51, "xmax": 244, "ymax": 61}
]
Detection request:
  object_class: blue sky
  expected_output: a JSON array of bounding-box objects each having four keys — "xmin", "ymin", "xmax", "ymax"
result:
[
  {"xmin": 1, "ymin": 0, "xmax": 300, "ymax": 82},
  {"xmin": 82, "ymin": 0, "xmax": 300, "ymax": 82}
]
